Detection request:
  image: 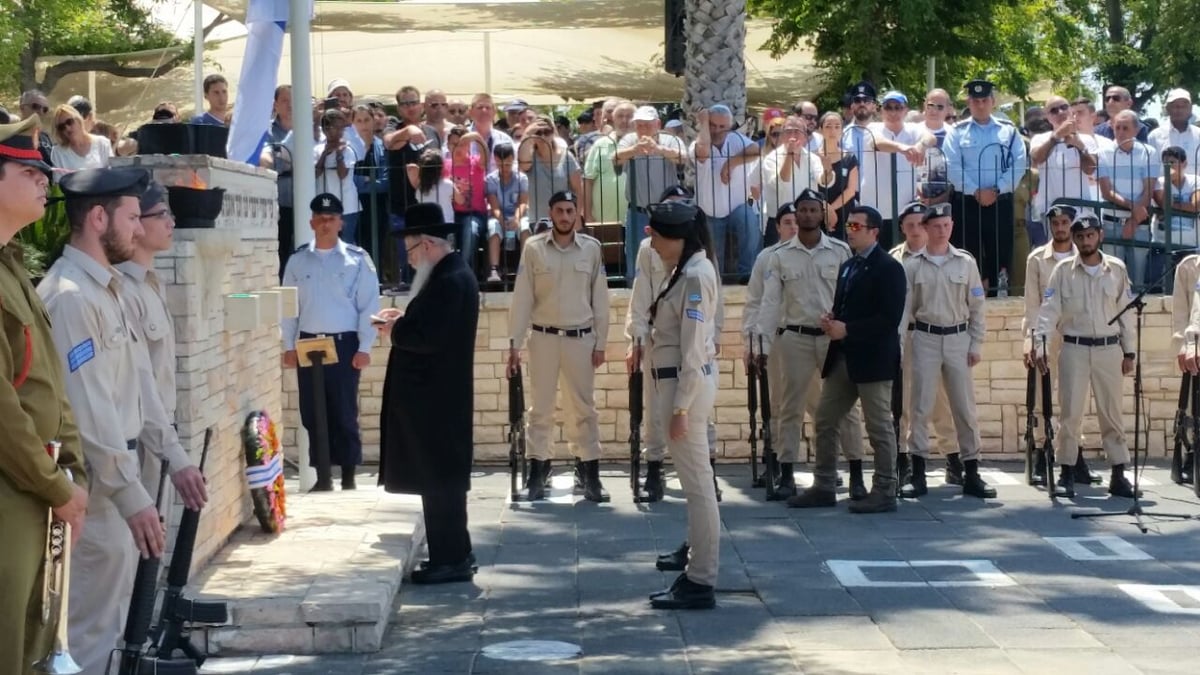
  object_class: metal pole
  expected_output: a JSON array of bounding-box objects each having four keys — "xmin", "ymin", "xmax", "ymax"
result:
[
  {"xmin": 193, "ymin": 0, "xmax": 205, "ymax": 115},
  {"xmin": 290, "ymin": 0, "xmax": 317, "ymax": 492},
  {"xmin": 926, "ymin": 58, "xmax": 935, "ymax": 92},
  {"xmin": 483, "ymin": 32, "xmax": 493, "ymax": 96}
]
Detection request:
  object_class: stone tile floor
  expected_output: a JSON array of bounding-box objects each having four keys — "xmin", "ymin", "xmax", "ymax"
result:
[{"xmin": 202, "ymin": 462, "xmax": 1200, "ymax": 674}]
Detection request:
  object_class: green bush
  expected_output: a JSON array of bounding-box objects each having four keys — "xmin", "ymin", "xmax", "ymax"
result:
[{"xmin": 17, "ymin": 184, "xmax": 70, "ymax": 278}]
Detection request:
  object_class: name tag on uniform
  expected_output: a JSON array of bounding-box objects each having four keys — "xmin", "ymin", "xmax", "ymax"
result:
[{"xmin": 68, "ymin": 339, "xmax": 95, "ymax": 373}]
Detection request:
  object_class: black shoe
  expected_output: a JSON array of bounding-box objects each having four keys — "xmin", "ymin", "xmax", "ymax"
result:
[
  {"xmin": 848, "ymin": 489, "xmax": 898, "ymax": 514},
  {"xmin": 711, "ymin": 459, "xmax": 722, "ymax": 502},
  {"xmin": 944, "ymin": 453, "xmax": 964, "ymax": 486},
  {"xmin": 1031, "ymin": 449, "xmax": 1047, "ymax": 486},
  {"xmin": 645, "ymin": 461, "xmax": 665, "ymax": 502},
  {"xmin": 526, "ymin": 460, "xmax": 548, "ymax": 501},
  {"xmin": 411, "ymin": 559, "xmax": 475, "ymax": 585},
  {"xmin": 1055, "ymin": 465, "xmax": 1075, "ymax": 499},
  {"xmin": 574, "ymin": 458, "xmax": 585, "ymax": 493},
  {"xmin": 1108, "ymin": 466, "xmax": 1142, "ymax": 499},
  {"xmin": 310, "ymin": 476, "xmax": 334, "ymax": 492},
  {"xmin": 962, "ymin": 460, "xmax": 996, "ymax": 499},
  {"xmin": 582, "ymin": 460, "xmax": 610, "ymax": 503},
  {"xmin": 420, "ymin": 552, "xmax": 477, "ymax": 571},
  {"xmin": 649, "ymin": 574, "xmax": 715, "ymax": 610},
  {"xmin": 656, "ymin": 541, "xmax": 689, "ymax": 571},
  {"xmin": 1075, "ymin": 454, "xmax": 1104, "ymax": 485},
  {"xmin": 771, "ymin": 463, "xmax": 796, "ymax": 500},
  {"xmin": 1183, "ymin": 452, "xmax": 1195, "ymax": 485},
  {"xmin": 341, "ymin": 465, "xmax": 357, "ymax": 490},
  {"xmin": 896, "ymin": 453, "xmax": 912, "ymax": 487},
  {"xmin": 848, "ymin": 460, "xmax": 867, "ymax": 501},
  {"xmin": 786, "ymin": 487, "xmax": 837, "ymax": 508},
  {"xmin": 900, "ymin": 455, "xmax": 927, "ymax": 498}
]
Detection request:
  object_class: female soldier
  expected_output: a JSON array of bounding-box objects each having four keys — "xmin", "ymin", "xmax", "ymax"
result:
[{"xmin": 644, "ymin": 199, "xmax": 720, "ymax": 610}]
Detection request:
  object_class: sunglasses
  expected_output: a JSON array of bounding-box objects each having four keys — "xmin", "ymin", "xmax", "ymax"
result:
[
  {"xmin": 448, "ymin": 108, "xmax": 467, "ymax": 114},
  {"xmin": 882, "ymin": 104, "xmax": 905, "ymax": 112},
  {"xmin": 398, "ymin": 100, "xmax": 421, "ymax": 107},
  {"xmin": 56, "ymin": 118, "xmax": 76, "ymax": 132},
  {"xmin": 925, "ymin": 103, "xmax": 945, "ymax": 110},
  {"xmin": 846, "ymin": 222, "xmax": 868, "ymax": 232},
  {"xmin": 427, "ymin": 102, "xmax": 447, "ymax": 107},
  {"xmin": 852, "ymin": 96, "xmax": 874, "ymax": 104},
  {"xmin": 1047, "ymin": 104, "xmax": 1069, "ymax": 115}
]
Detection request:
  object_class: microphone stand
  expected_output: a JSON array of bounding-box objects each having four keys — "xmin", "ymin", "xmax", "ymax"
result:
[{"xmin": 1072, "ymin": 261, "xmax": 1192, "ymax": 531}]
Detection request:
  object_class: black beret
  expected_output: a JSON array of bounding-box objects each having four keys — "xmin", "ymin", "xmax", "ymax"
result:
[
  {"xmin": 1045, "ymin": 203, "xmax": 1077, "ymax": 221},
  {"xmin": 965, "ymin": 79, "xmax": 995, "ymax": 99},
  {"xmin": 922, "ymin": 202, "xmax": 953, "ymax": 222},
  {"xmin": 403, "ymin": 203, "xmax": 456, "ymax": 240},
  {"xmin": 659, "ymin": 184, "xmax": 693, "ymax": 201},
  {"xmin": 311, "ymin": 193, "xmax": 343, "ymax": 215},
  {"xmin": 794, "ymin": 188, "xmax": 824, "ymax": 205},
  {"xmin": 549, "ymin": 190, "xmax": 577, "ymax": 207},
  {"xmin": 647, "ymin": 199, "xmax": 699, "ymax": 239},
  {"xmin": 1070, "ymin": 214, "xmax": 1102, "ymax": 232},
  {"xmin": 139, "ymin": 181, "xmax": 168, "ymax": 212},
  {"xmin": 60, "ymin": 167, "xmax": 150, "ymax": 202},
  {"xmin": 775, "ymin": 202, "xmax": 798, "ymax": 221},
  {"xmin": 0, "ymin": 116, "xmax": 51, "ymax": 177},
  {"xmin": 899, "ymin": 201, "xmax": 927, "ymax": 221}
]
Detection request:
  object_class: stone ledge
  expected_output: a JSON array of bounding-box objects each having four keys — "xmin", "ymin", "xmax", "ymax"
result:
[{"xmin": 192, "ymin": 477, "xmax": 423, "ymax": 655}]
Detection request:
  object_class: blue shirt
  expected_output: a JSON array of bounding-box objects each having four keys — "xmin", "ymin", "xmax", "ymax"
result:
[
  {"xmin": 281, "ymin": 240, "xmax": 381, "ymax": 353},
  {"xmin": 190, "ymin": 111, "xmax": 226, "ymax": 126},
  {"xmin": 943, "ymin": 116, "xmax": 1028, "ymax": 195}
]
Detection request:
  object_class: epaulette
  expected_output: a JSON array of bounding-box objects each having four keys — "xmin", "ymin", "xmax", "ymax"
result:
[
  {"xmin": 576, "ymin": 231, "xmax": 602, "ymax": 247},
  {"xmin": 294, "ymin": 243, "xmax": 311, "ymax": 253},
  {"xmin": 345, "ymin": 244, "xmax": 367, "ymax": 256},
  {"xmin": 954, "ymin": 119, "xmax": 972, "ymax": 129}
]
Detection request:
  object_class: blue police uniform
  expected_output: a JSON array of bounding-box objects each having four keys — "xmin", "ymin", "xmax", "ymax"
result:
[
  {"xmin": 942, "ymin": 79, "xmax": 1029, "ymax": 290},
  {"xmin": 282, "ymin": 232, "xmax": 381, "ymax": 473}
]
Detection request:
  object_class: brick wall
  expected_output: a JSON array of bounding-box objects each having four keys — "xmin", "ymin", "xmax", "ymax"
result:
[
  {"xmin": 114, "ymin": 155, "xmax": 284, "ymax": 571},
  {"xmin": 283, "ymin": 287, "xmax": 1184, "ymax": 465}
]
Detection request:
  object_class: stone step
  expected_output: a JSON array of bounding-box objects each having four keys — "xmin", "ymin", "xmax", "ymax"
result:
[{"xmin": 190, "ymin": 475, "xmax": 424, "ymax": 654}]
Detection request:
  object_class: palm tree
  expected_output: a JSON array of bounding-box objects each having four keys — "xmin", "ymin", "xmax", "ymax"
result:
[{"xmin": 682, "ymin": 0, "xmax": 748, "ymax": 124}]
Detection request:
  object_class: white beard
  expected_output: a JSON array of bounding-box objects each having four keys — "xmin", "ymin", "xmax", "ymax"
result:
[{"xmin": 409, "ymin": 260, "xmax": 435, "ymax": 297}]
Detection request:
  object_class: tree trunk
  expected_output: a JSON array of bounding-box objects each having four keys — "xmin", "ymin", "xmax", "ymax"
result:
[{"xmin": 682, "ymin": 0, "xmax": 748, "ymax": 126}]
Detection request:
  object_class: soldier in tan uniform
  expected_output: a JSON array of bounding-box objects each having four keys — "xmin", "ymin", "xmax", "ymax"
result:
[
  {"xmin": 642, "ymin": 199, "xmax": 720, "ymax": 610},
  {"xmin": 1034, "ymin": 214, "xmax": 1139, "ymax": 499},
  {"xmin": 509, "ymin": 190, "xmax": 611, "ymax": 502},
  {"xmin": 901, "ymin": 203, "xmax": 996, "ymax": 499},
  {"xmin": 0, "ymin": 116, "xmax": 89, "ymax": 675},
  {"xmin": 36, "ymin": 168, "xmax": 194, "ymax": 675},
  {"xmin": 890, "ymin": 202, "xmax": 957, "ymax": 494},
  {"xmin": 1175, "ymin": 251, "xmax": 1200, "ymax": 482},
  {"xmin": 1021, "ymin": 205, "xmax": 1101, "ymax": 485},
  {"xmin": 757, "ymin": 191, "xmax": 865, "ymax": 501},
  {"xmin": 115, "ymin": 183, "xmax": 209, "ymax": 523}
]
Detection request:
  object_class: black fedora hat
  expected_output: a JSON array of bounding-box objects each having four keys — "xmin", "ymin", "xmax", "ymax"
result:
[
  {"xmin": 402, "ymin": 203, "xmax": 456, "ymax": 240},
  {"xmin": 167, "ymin": 185, "xmax": 226, "ymax": 228}
]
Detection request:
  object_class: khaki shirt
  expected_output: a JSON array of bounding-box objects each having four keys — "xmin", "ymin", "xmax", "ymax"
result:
[
  {"xmin": 888, "ymin": 243, "xmax": 923, "ymax": 263},
  {"xmin": 756, "ymin": 233, "xmax": 851, "ymax": 351},
  {"xmin": 116, "ymin": 261, "xmax": 175, "ymax": 416},
  {"xmin": 901, "ymin": 245, "xmax": 987, "ymax": 354},
  {"xmin": 741, "ymin": 242, "xmax": 787, "ymax": 339},
  {"xmin": 38, "ymin": 246, "xmax": 181, "ymax": 518},
  {"xmin": 1172, "ymin": 254, "xmax": 1200, "ymax": 354},
  {"xmin": 0, "ymin": 244, "xmax": 86, "ymax": 507},
  {"xmin": 625, "ymin": 237, "xmax": 723, "ymax": 347},
  {"xmin": 1021, "ymin": 243, "xmax": 1075, "ymax": 352},
  {"xmin": 647, "ymin": 251, "xmax": 718, "ymax": 410},
  {"xmin": 1035, "ymin": 252, "xmax": 1134, "ymax": 354},
  {"xmin": 510, "ymin": 231, "xmax": 610, "ymax": 349}
]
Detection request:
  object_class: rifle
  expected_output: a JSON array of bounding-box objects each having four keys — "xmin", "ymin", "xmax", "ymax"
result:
[
  {"xmin": 747, "ymin": 337, "xmax": 761, "ymax": 487},
  {"xmin": 508, "ymin": 339, "xmax": 527, "ymax": 502},
  {"xmin": 1024, "ymin": 348, "xmax": 1039, "ymax": 486},
  {"xmin": 112, "ymin": 463, "xmax": 198, "ymax": 675},
  {"xmin": 1039, "ymin": 335, "xmax": 1056, "ymax": 501},
  {"xmin": 893, "ymin": 361, "xmax": 908, "ymax": 485},
  {"xmin": 629, "ymin": 338, "xmax": 646, "ymax": 502},
  {"xmin": 757, "ymin": 334, "xmax": 778, "ymax": 500},
  {"xmin": 147, "ymin": 428, "xmax": 228, "ymax": 668},
  {"xmin": 1171, "ymin": 372, "xmax": 1191, "ymax": 485}
]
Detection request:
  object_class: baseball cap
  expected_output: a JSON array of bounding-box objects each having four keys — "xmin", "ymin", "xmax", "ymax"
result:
[
  {"xmin": 881, "ymin": 91, "xmax": 908, "ymax": 105},
  {"xmin": 1167, "ymin": 88, "xmax": 1192, "ymax": 104},
  {"xmin": 633, "ymin": 106, "xmax": 659, "ymax": 122}
]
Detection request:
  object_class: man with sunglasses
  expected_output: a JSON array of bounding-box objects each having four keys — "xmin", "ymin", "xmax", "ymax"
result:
[
  {"xmin": 900, "ymin": 202, "xmax": 996, "ymax": 500},
  {"xmin": 384, "ymin": 85, "xmax": 441, "ymax": 286},
  {"xmin": 921, "ymin": 89, "xmax": 953, "ymax": 148},
  {"xmin": 1094, "ymin": 85, "xmax": 1150, "ymax": 143},
  {"xmin": 943, "ymin": 79, "xmax": 1028, "ymax": 294},
  {"xmin": 858, "ymin": 90, "xmax": 935, "ymax": 249},
  {"xmin": 17, "ymin": 89, "xmax": 53, "ymax": 164},
  {"xmin": 760, "ymin": 115, "xmax": 830, "ymax": 247},
  {"xmin": 1029, "ymin": 95, "xmax": 1100, "ymax": 248}
]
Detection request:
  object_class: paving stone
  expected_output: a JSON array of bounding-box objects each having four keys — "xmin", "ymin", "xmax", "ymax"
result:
[
  {"xmin": 1004, "ymin": 647, "xmax": 1141, "ymax": 674},
  {"xmin": 896, "ymin": 648, "xmax": 1022, "ymax": 674},
  {"xmin": 774, "ymin": 615, "xmax": 894, "ymax": 651},
  {"xmin": 981, "ymin": 626, "xmax": 1104, "ymax": 649},
  {"xmin": 789, "ymin": 649, "xmax": 907, "ymax": 675}
]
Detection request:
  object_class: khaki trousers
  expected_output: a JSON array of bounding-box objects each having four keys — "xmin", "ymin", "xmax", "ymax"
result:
[
  {"xmin": 652, "ymin": 374, "xmax": 719, "ymax": 586},
  {"xmin": 908, "ymin": 331, "xmax": 982, "ymax": 461},
  {"xmin": 1057, "ymin": 342, "xmax": 1131, "ymax": 466},
  {"xmin": 646, "ymin": 366, "xmax": 719, "ymax": 461},
  {"xmin": 526, "ymin": 330, "xmax": 602, "ymax": 462},
  {"xmin": 776, "ymin": 331, "xmax": 864, "ymax": 463},
  {"xmin": 0, "ymin": 477, "xmax": 55, "ymax": 675},
  {"xmin": 900, "ymin": 330, "xmax": 957, "ymax": 456},
  {"xmin": 69, "ymin": 497, "xmax": 136, "ymax": 675},
  {"xmin": 813, "ymin": 355, "xmax": 897, "ymax": 494}
]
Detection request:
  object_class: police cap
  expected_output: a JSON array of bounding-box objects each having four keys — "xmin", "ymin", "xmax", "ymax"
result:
[
  {"xmin": 965, "ymin": 79, "xmax": 995, "ymax": 99},
  {"xmin": 60, "ymin": 167, "xmax": 150, "ymax": 202},
  {"xmin": 311, "ymin": 193, "xmax": 344, "ymax": 215},
  {"xmin": 0, "ymin": 115, "xmax": 51, "ymax": 177},
  {"xmin": 647, "ymin": 199, "xmax": 699, "ymax": 239},
  {"xmin": 848, "ymin": 81, "xmax": 877, "ymax": 101}
]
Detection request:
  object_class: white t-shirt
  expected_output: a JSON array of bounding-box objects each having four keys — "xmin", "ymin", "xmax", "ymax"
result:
[
  {"xmin": 50, "ymin": 135, "xmax": 113, "ymax": 182},
  {"xmin": 418, "ymin": 177, "xmax": 455, "ymax": 223},
  {"xmin": 760, "ymin": 144, "xmax": 824, "ymax": 220},
  {"xmin": 855, "ymin": 122, "xmax": 924, "ymax": 219},
  {"xmin": 313, "ymin": 140, "xmax": 360, "ymax": 214},
  {"xmin": 1031, "ymin": 131, "xmax": 1103, "ymax": 218},
  {"xmin": 692, "ymin": 132, "xmax": 756, "ymax": 218},
  {"xmin": 1156, "ymin": 173, "xmax": 1200, "ymax": 237},
  {"xmin": 1148, "ymin": 124, "xmax": 1200, "ymax": 165}
]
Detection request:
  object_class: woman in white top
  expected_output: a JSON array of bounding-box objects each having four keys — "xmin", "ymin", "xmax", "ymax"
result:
[
  {"xmin": 407, "ymin": 147, "xmax": 457, "ymax": 224},
  {"xmin": 49, "ymin": 104, "xmax": 112, "ymax": 181}
]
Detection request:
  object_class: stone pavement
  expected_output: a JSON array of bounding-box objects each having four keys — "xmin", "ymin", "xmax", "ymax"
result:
[{"xmin": 202, "ymin": 462, "xmax": 1200, "ymax": 674}]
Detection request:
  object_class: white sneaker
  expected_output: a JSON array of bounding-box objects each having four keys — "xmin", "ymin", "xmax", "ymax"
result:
[{"xmin": 486, "ymin": 269, "xmax": 501, "ymax": 283}]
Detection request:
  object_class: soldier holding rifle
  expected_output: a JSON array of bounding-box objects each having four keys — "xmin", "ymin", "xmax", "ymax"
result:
[{"xmin": 0, "ymin": 115, "xmax": 88, "ymax": 675}]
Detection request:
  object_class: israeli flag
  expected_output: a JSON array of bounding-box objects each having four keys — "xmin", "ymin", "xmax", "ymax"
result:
[
  {"xmin": 227, "ymin": 0, "xmax": 305, "ymax": 165},
  {"xmin": 245, "ymin": 451, "xmax": 284, "ymax": 490}
]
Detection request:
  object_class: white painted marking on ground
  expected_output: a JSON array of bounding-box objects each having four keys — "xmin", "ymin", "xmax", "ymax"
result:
[
  {"xmin": 827, "ymin": 559, "xmax": 1017, "ymax": 588},
  {"xmin": 980, "ymin": 469, "xmax": 1021, "ymax": 486},
  {"xmin": 1045, "ymin": 535, "xmax": 1153, "ymax": 561},
  {"xmin": 481, "ymin": 639, "xmax": 583, "ymax": 661},
  {"xmin": 1119, "ymin": 584, "xmax": 1200, "ymax": 615}
]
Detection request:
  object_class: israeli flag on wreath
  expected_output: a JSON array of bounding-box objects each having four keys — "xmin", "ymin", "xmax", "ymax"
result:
[{"xmin": 245, "ymin": 451, "xmax": 284, "ymax": 490}]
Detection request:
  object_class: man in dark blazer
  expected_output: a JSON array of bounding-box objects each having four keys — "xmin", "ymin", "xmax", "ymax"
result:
[
  {"xmin": 787, "ymin": 205, "xmax": 907, "ymax": 513},
  {"xmin": 376, "ymin": 203, "xmax": 480, "ymax": 583}
]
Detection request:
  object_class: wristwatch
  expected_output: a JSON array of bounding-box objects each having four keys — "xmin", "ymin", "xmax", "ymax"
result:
[
  {"xmin": 1123, "ymin": 352, "xmax": 1136, "ymax": 360},
  {"xmin": 673, "ymin": 408, "xmax": 688, "ymax": 416}
]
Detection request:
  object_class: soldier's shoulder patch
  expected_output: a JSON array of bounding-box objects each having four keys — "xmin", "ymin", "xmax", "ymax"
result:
[
  {"xmin": 67, "ymin": 338, "xmax": 95, "ymax": 373},
  {"xmin": 685, "ymin": 308, "xmax": 704, "ymax": 322},
  {"xmin": 763, "ymin": 268, "xmax": 773, "ymax": 280},
  {"xmin": 1044, "ymin": 288, "xmax": 1055, "ymax": 299},
  {"xmin": 1193, "ymin": 279, "xmax": 1200, "ymax": 291},
  {"xmin": 971, "ymin": 287, "xmax": 985, "ymax": 298},
  {"xmin": 687, "ymin": 293, "xmax": 702, "ymax": 304}
]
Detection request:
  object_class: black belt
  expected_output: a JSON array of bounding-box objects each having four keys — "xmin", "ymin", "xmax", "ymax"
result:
[
  {"xmin": 907, "ymin": 323, "xmax": 915, "ymax": 331},
  {"xmin": 633, "ymin": 206, "xmax": 649, "ymax": 214},
  {"xmin": 299, "ymin": 331, "xmax": 357, "ymax": 341},
  {"xmin": 651, "ymin": 364, "xmax": 713, "ymax": 380},
  {"xmin": 127, "ymin": 440, "xmax": 137, "ymax": 451},
  {"xmin": 778, "ymin": 325, "xmax": 824, "ymax": 337},
  {"xmin": 913, "ymin": 321, "xmax": 968, "ymax": 336},
  {"xmin": 1064, "ymin": 335, "xmax": 1120, "ymax": 347},
  {"xmin": 532, "ymin": 324, "xmax": 592, "ymax": 338}
]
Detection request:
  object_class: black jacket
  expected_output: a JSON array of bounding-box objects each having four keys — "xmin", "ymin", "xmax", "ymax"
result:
[
  {"xmin": 379, "ymin": 252, "xmax": 480, "ymax": 494},
  {"xmin": 822, "ymin": 243, "xmax": 906, "ymax": 384}
]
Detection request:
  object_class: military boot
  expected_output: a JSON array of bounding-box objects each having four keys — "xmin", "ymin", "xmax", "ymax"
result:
[
  {"xmin": 945, "ymin": 453, "xmax": 964, "ymax": 485},
  {"xmin": 896, "ymin": 453, "xmax": 912, "ymax": 487},
  {"xmin": 645, "ymin": 461, "xmax": 665, "ymax": 502},
  {"xmin": 1108, "ymin": 464, "xmax": 1142, "ymax": 499},
  {"xmin": 962, "ymin": 459, "xmax": 997, "ymax": 498},
  {"xmin": 582, "ymin": 460, "xmax": 610, "ymax": 503},
  {"xmin": 341, "ymin": 464, "xmax": 357, "ymax": 490},
  {"xmin": 573, "ymin": 458, "xmax": 585, "ymax": 493},
  {"xmin": 711, "ymin": 459, "xmax": 723, "ymax": 502},
  {"xmin": 772, "ymin": 462, "xmax": 796, "ymax": 499},
  {"xmin": 1055, "ymin": 465, "xmax": 1075, "ymax": 499},
  {"xmin": 1032, "ymin": 448, "xmax": 1047, "ymax": 486},
  {"xmin": 526, "ymin": 459, "xmax": 548, "ymax": 501},
  {"xmin": 656, "ymin": 541, "xmax": 689, "ymax": 571},
  {"xmin": 1075, "ymin": 453, "xmax": 1104, "ymax": 485},
  {"xmin": 900, "ymin": 455, "xmax": 928, "ymax": 498},
  {"xmin": 848, "ymin": 460, "xmax": 868, "ymax": 501}
]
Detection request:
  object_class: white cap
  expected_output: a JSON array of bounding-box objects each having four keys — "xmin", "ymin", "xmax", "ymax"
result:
[
  {"xmin": 633, "ymin": 105, "xmax": 659, "ymax": 122},
  {"xmin": 326, "ymin": 78, "xmax": 352, "ymax": 97},
  {"xmin": 664, "ymin": 119, "xmax": 683, "ymax": 129},
  {"xmin": 1167, "ymin": 88, "xmax": 1192, "ymax": 104}
]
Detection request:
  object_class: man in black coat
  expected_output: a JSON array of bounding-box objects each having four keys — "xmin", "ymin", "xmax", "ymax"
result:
[
  {"xmin": 376, "ymin": 203, "xmax": 480, "ymax": 584},
  {"xmin": 787, "ymin": 205, "xmax": 907, "ymax": 513}
]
